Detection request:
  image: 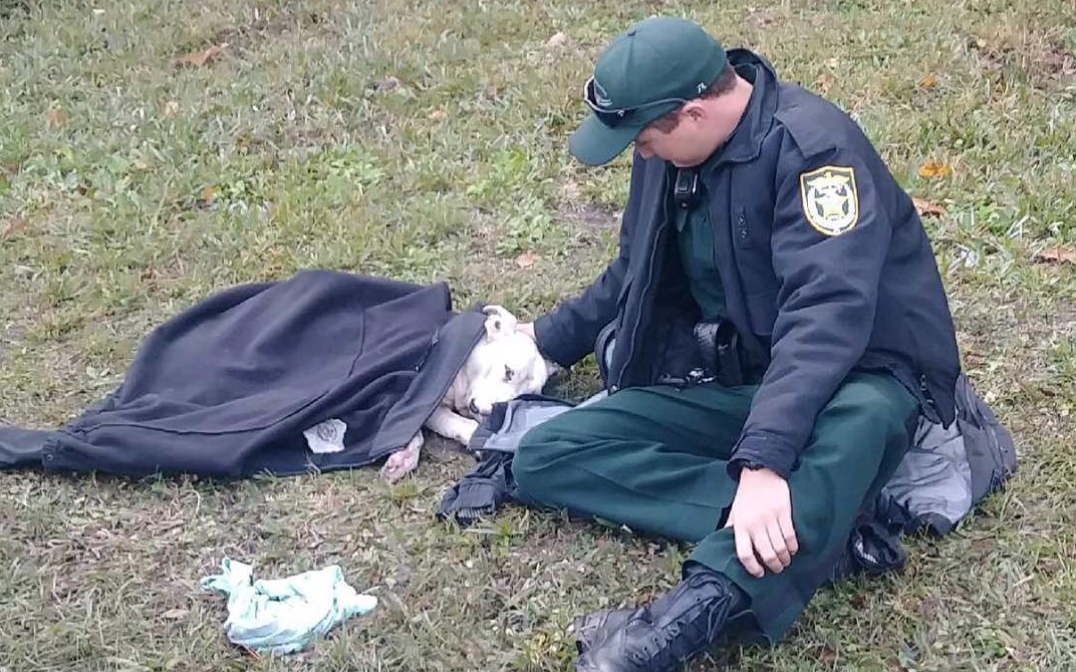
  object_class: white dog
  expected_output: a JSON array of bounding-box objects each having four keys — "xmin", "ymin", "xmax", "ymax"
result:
[{"xmin": 380, "ymin": 305, "xmax": 553, "ymax": 482}]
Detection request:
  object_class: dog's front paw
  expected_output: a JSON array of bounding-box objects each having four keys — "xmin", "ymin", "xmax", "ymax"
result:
[
  {"xmin": 453, "ymin": 417, "xmax": 480, "ymax": 446},
  {"xmin": 380, "ymin": 434, "xmax": 422, "ymax": 482},
  {"xmin": 380, "ymin": 449, "xmax": 419, "ymax": 482}
]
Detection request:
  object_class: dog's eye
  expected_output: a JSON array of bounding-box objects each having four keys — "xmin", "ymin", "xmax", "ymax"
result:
[{"xmin": 504, "ymin": 366, "xmax": 515, "ymax": 382}]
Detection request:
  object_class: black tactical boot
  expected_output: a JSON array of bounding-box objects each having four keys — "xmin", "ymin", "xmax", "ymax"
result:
[
  {"xmin": 574, "ymin": 565, "xmax": 746, "ymax": 672},
  {"xmin": 574, "ymin": 608, "xmax": 634, "ymax": 654}
]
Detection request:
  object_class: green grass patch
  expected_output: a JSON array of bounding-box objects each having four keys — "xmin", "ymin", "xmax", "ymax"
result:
[{"xmin": 2, "ymin": 0, "xmax": 1074, "ymax": 670}]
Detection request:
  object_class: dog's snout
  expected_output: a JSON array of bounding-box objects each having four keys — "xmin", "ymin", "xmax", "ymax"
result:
[{"xmin": 468, "ymin": 398, "xmax": 480, "ymax": 415}]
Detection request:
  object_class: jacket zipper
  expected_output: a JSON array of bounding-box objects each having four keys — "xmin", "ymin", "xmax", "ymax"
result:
[{"xmin": 612, "ymin": 195, "xmax": 670, "ymax": 391}]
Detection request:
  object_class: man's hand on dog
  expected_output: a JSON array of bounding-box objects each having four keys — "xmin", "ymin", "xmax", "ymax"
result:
[
  {"xmin": 724, "ymin": 467, "xmax": 799, "ymax": 577},
  {"xmin": 518, "ymin": 322, "xmax": 536, "ymax": 341}
]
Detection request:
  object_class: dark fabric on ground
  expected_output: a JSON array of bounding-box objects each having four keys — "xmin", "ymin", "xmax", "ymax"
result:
[{"xmin": 1, "ymin": 271, "xmax": 485, "ymax": 478}]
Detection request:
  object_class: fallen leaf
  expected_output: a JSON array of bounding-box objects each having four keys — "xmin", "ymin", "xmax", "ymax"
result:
[
  {"xmin": 45, "ymin": 108, "xmax": 68, "ymax": 128},
  {"xmin": 514, "ymin": 251, "xmax": 540, "ymax": 269},
  {"xmin": 545, "ymin": 32, "xmax": 568, "ymax": 49},
  {"xmin": 161, "ymin": 608, "xmax": 188, "ymax": 620},
  {"xmin": 163, "ymin": 100, "xmax": 180, "ymax": 118},
  {"xmin": 1, "ymin": 217, "xmax": 28, "ymax": 236},
  {"xmin": 198, "ymin": 185, "xmax": 217, "ymax": 206},
  {"xmin": 175, "ymin": 44, "xmax": 227, "ymax": 67},
  {"xmin": 912, "ymin": 197, "xmax": 947, "ymax": 217},
  {"xmin": 815, "ymin": 72, "xmax": 836, "ymax": 93},
  {"xmin": 1032, "ymin": 246, "xmax": 1076, "ymax": 265},
  {"xmin": 918, "ymin": 74, "xmax": 939, "ymax": 89},
  {"xmin": 816, "ymin": 644, "xmax": 838, "ymax": 664},
  {"xmin": 427, "ymin": 109, "xmax": 446, "ymax": 121},
  {"xmin": 918, "ymin": 160, "xmax": 952, "ymax": 178},
  {"xmin": 484, "ymin": 83, "xmax": 499, "ymax": 99}
]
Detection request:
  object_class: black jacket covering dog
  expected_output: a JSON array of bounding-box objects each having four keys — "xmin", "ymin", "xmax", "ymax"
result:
[{"xmin": 0, "ymin": 271, "xmax": 485, "ymax": 477}]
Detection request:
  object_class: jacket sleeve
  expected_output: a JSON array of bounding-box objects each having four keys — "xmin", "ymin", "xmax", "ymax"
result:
[
  {"xmin": 532, "ymin": 155, "xmax": 647, "ymax": 367},
  {"xmin": 728, "ymin": 146, "xmax": 892, "ymax": 480}
]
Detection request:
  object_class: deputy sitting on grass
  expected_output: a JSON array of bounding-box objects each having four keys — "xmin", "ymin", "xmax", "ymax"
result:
[{"xmin": 513, "ymin": 16, "xmax": 962, "ymax": 672}]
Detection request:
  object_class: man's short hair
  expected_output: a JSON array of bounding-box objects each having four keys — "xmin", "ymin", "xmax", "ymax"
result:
[{"xmin": 646, "ymin": 64, "xmax": 738, "ymax": 133}]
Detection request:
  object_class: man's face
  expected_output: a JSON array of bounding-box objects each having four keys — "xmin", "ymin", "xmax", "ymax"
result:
[
  {"xmin": 632, "ymin": 100, "xmax": 739, "ymax": 168},
  {"xmin": 634, "ymin": 122, "xmax": 708, "ymax": 167}
]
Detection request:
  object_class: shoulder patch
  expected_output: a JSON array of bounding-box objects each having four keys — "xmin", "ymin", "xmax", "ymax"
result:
[{"xmin": 799, "ymin": 165, "xmax": 859, "ymax": 236}]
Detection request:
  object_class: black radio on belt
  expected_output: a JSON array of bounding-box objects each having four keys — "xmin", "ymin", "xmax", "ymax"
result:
[{"xmin": 673, "ymin": 168, "xmax": 701, "ymax": 209}]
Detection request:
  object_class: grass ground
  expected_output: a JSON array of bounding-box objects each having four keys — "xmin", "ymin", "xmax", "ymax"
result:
[{"xmin": 1, "ymin": 0, "xmax": 1074, "ymax": 670}]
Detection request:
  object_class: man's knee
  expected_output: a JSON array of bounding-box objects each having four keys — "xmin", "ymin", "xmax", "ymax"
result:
[{"xmin": 826, "ymin": 373, "xmax": 916, "ymax": 439}]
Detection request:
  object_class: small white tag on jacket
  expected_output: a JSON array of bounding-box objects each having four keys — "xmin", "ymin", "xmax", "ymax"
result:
[{"xmin": 303, "ymin": 418, "xmax": 348, "ymax": 454}]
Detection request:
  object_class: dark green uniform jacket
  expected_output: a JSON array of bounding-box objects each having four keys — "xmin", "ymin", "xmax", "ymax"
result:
[{"xmin": 534, "ymin": 49, "xmax": 961, "ymax": 480}]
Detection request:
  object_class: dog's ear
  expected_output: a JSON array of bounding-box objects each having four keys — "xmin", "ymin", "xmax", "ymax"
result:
[{"xmin": 482, "ymin": 305, "xmax": 517, "ymax": 340}]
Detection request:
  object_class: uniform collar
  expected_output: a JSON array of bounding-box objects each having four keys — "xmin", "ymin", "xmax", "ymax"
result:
[{"xmin": 700, "ymin": 49, "xmax": 779, "ymax": 173}]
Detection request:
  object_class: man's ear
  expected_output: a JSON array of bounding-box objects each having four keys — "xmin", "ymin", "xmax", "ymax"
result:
[
  {"xmin": 681, "ymin": 100, "xmax": 707, "ymax": 124},
  {"xmin": 482, "ymin": 305, "xmax": 517, "ymax": 340}
]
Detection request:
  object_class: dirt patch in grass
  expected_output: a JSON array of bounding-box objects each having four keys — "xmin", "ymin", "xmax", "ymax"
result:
[
  {"xmin": 1038, "ymin": 42, "xmax": 1076, "ymax": 79},
  {"xmin": 967, "ymin": 26, "xmax": 1076, "ymax": 90},
  {"xmin": 183, "ymin": 5, "xmax": 334, "ymax": 61},
  {"xmin": 552, "ymin": 196, "xmax": 620, "ymax": 233}
]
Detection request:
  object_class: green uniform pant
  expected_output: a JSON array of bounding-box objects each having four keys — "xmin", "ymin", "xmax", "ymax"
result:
[{"xmin": 513, "ymin": 372, "xmax": 917, "ymax": 643}]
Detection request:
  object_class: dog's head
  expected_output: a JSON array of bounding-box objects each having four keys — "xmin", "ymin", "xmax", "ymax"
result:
[{"xmin": 458, "ymin": 305, "xmax": 554, "ymax": 417}]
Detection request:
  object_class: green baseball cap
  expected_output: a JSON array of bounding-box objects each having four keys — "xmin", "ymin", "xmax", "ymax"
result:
[{"xmin": 569, "ymin": 16, "xmax": 728, "ymax": 166}]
